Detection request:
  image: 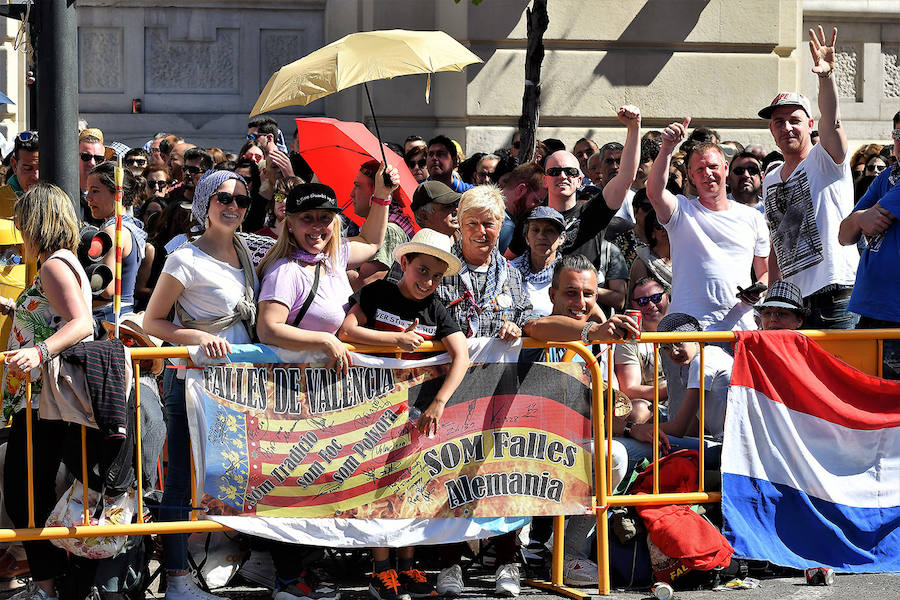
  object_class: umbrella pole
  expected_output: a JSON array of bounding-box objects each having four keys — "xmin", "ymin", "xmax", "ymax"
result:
[{"xmin": 364, "ymin": 83, "xmax": 392, "ymax": 185}]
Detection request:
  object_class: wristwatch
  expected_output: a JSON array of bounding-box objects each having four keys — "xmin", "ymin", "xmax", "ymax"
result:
[
  {"xmin": 580, "ymin": 322, "xmax": 593, "ymax": 345},
  {"xmin": 623, "ymin": 421, "xmax": 635, "ymax": 438}
]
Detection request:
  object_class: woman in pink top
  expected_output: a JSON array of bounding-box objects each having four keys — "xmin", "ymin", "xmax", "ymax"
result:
[
  {"xmin": 256, "ymin": 165, "xmax": 399, "ymax": 369},
  {"xmin": 254, "ymin": 167, "xmax": 398, "ymax": 600}
]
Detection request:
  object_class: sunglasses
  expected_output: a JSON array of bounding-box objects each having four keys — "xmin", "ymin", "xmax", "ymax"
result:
[
  {"xmin": 892, "ymin": 129, "xmax": 900, "ymax": 141},
  {"xmin": 126, "ymin": 158, "xmax": 147, "ymax": 167},
  {"xmin": 246, "ymin": 133, "xmax": 259, "ymax": 141},
  {"xmin": 148, "ymin": 180, "xmax": 168, "ymax": 189},
  {"xmin": 512, "ymin": 141, "xmax": 521, "ymax": 149},
  {"xmin": 406, "ymin": 158, "xmax": 427, "ymax": 169},
  {"xmin": 659, "ymin": 342, "xmax": 686, "ymax": 351},
  {"xmin": 546, "ymin": 166, "xmax": 580, "ymax": 178},
  {"xmin": 16, "ymin": 131, "xmax": 37, "ymax": 144},
  {"xmin": 80, "ymin": 152, "xmax": 105, "ymax": 163},
  {"xmin": 866, "ymin": 163, "xmax": 886, "ymax": 173},
  {"xmin": 214, "ymin": 192, "xmax": 252, "ymax": 209},
  {"xmin": 149, "ymin": 147, "xmax": 161, "ymax": 154},
  {"xmin": 732, "ymin": 165, "xmax": 761, "ymax": 176},
  {"xmin": 634, "ymin": 292, "xmax": 665, "ymax": 307},
  {"xmin": 183, "ymin": 165, "xmax": 205, "ymax": 176},
  {"xmin": 635, "ymin": 202, "xmax": 653, "ymax": 212}
]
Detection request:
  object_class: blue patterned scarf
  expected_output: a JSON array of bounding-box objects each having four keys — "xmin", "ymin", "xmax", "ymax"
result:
[{"xmin": 510, "ymin": 252, "xmax": 557, "ymax": 288}]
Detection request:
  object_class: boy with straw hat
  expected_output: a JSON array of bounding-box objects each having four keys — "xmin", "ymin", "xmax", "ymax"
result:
[{"xmin": 338, "ymin": 228, "xmax": 468, "ymax": 600}]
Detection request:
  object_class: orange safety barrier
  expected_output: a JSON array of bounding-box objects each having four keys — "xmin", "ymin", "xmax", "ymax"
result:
[{"xmin": 0, "ymin": 329, "xmax": 897, "ymax": 599}]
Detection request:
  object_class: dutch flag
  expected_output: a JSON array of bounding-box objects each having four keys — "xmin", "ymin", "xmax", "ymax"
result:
[{"xmin": 721, "ymin": 330, "xmax": 900, "ymax": 573}]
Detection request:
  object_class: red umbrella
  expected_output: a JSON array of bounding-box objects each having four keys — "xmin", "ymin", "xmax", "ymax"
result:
[{"xmin": 295, "ymin": 117, "xmax": 419, "ymax": 228}]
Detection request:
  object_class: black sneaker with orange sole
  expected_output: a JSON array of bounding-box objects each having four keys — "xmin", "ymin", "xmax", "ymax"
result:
[
  {"xmin": 369, "ymin": 569, "xmax": 411, "ymax": 600},
  {"xmin": 398, "ymin": 569, "xmax": 437, "ymax": 599}
]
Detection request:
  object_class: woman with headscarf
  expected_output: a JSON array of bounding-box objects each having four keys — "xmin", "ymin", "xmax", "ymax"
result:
[{"xmin": 144, "ymin": 170, "xmax": 258, "ymax": 600}]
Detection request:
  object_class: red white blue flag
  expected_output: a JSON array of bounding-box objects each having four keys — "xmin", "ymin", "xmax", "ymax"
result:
[{"xmin": 722, "ymin": 330, "xmax": 900, "ymax": 572}]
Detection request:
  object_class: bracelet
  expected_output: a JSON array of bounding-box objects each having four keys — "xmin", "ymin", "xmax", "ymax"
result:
[
  {"xmin": 817, "ymin": 71, "xmax": 833, "ymax": 79},
  {"xmin": 370, "ymin": 194, "xmax": 391, "ymax": 206},
  {"xmin": 35, "ymin": 341, "xmax": 51, "ymax": 365},
  {"xmin": 580, "ymin": 322, "xmax": 593, "ymax": 345}
]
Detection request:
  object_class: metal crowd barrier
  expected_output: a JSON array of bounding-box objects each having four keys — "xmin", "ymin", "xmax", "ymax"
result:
[{"xmin": 0, "ymin": 330, "xmax": 897, "ymax": 599}]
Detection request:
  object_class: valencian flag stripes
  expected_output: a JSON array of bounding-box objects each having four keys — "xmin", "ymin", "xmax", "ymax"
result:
[
  {"xmin": 722, "ymin": 330, "xmax": 900, "ymax": 573},
  {"xmin": 184, "ymin": 341, "xmax": 594, "ymax": 544}
]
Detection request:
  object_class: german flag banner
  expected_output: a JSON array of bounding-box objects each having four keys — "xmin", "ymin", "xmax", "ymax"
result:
[{"xmin": 185, "ymin": 341, "xmax": 595, "ymax": 520}]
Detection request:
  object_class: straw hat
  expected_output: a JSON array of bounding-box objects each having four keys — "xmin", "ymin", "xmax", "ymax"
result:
[
  {"xmin": 392, "ymin": 228, "xmax": 461, "ymax": 276},
  {"xmin": 101, "ymin": 312, "xmax": 164, "ymax": 375}
]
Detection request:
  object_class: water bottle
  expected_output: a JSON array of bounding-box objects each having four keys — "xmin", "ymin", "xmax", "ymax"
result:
[{"xmin": 0, "ymin": 248, "xmax": 21, "ymax": 267}]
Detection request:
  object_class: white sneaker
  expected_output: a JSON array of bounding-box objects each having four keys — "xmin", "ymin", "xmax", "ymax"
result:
[
  {"xmin": 494, "ymin": 564, "xmax": 520, "ymax": 597},
  {"xmin": 563, "ymin": 558, "xmax": 599, "ymax": 586},
  {"xmin": 165, "ymin": 575, "xmax": 227, "ymax": 600},
  {"xmin": 435, "ymin": 564, "xmax": 463, "ymax": 597}
]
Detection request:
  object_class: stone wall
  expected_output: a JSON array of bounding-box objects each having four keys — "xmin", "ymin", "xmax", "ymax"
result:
[
  {"xmin": 76, "ymin": 0, "xmax": 326, "ymax": 149},
  {"xmin": 801, "ymin": 0, "xmax": 900, "ymax": 150}
]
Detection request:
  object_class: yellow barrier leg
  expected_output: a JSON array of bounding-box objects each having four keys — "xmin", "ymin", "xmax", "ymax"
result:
[
  {"xmin": 25, "ymin": 375, "xmax": 34, "ymax": 528},
  {"xmin": 525, "ymin": 514, "xmax": 593, "ymax": 599},
  {"xmin": 81, "ymin": 426, "xmax": 89, "ymax": 525},
  {"xmin": 135, "ymin": 363, "xmax": 144, "ymax": 523}
]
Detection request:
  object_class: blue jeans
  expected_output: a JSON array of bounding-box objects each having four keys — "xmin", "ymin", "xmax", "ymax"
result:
[
  {"xmin": 804, "ymin": 287, "xmax": 854, "ymax": 329},
  {"xmin": 161, "ymin": 369, "xmax": 191, "ymax": 571}
]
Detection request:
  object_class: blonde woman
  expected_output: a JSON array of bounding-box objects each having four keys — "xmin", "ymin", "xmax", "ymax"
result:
[
  {"xmin": 255, "ymin": 166, "xmax": 397, "ymax": 600},
  {"xmin": 2, "ymin": 183, "xmax": 94, "ymax": 600},
  {"xmin": 256, "ymin": 165, "xmax": 398, "ymax": 372}
]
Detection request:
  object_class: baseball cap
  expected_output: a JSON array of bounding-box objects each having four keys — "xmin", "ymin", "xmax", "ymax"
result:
[
  {"xmin": 758, "ymin": 92, "xmax": 813, "ymax": 119},
  {"xmin": 285, "ymin": 182, "xmax": 341, "ymax": 214},
  {"xmin": 411, "ymin": 181, "xmax": 461, "ymax": 212},
  {"xmin": 525, "ymin": 206, "xmax": 565, "ymax": 231}
]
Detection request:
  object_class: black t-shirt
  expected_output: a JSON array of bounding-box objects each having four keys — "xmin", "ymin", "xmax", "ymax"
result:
[
  {"xmin": 350, "ymin": 279, "xmax": 461, "ymax": 342},
  {"xmin": 559, "ymin": 191, "xmax": 617, "ymax": 263},
  {"xmin": 508, "ymin": 192, "xmax": 616, "ymax": 260}
]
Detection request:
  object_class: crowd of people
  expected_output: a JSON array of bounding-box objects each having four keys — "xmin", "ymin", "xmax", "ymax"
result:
[{"xmin": 0, "ymin": 24, "xmax": 896, "ymax": 600}]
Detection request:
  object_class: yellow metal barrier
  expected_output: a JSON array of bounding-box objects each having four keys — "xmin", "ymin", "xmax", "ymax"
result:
[{"xmin": 0, "ymin": 330, "xmax": 897, "ymax": 599}]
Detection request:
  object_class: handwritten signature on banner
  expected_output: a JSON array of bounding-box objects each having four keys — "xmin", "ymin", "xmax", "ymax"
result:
[{"xmin": 192, "ymin": 360, "xmax": 596, "ymax": 519}]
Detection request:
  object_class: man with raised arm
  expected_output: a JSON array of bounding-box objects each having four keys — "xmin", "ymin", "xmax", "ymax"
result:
[
  {"xmin": 646, "ymin": 119, "xmax": 770, "ymax": 331},
  {"xmin": 543, "ymin": 106, "xmax": 643, "ymax": 263},
  {"xmin": 760, "ymin": 26, "xmax": 859, "ymax": 328}
]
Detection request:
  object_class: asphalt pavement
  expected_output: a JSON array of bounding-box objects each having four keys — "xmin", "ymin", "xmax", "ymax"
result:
[{"xmin": 158, "ymin": 571, "xmax": 900, "ymax": 600}]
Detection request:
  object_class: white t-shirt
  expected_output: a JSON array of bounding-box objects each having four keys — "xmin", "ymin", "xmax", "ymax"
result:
[
  {"xmin": 663, "ymin": 345, "xmax": 733, "ymax": 441},
  {"xmin": 664, "ymin": 194, "xmax": 770, "ymax": 331},
  {"xmin": 163, "ymin": 242, "xmax": 258, "ymax": 346},
  {"xmin": 762, "ymin": 142, "xmax": 858, "ymax": 297},
  {"xmin": 524, "ymin": 280, "xmax": 553, "ymax": 318},
  {"xmin": 613, "ymin": 188, "xmax": 637, "ymax": 224}
]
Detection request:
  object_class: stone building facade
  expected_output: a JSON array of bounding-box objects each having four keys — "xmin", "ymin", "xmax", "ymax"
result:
[{"xmin": 0, "ymin": 0, "xmax": 897, "ymax": 155}]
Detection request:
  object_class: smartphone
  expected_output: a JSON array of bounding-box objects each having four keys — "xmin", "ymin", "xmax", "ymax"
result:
[{"xmin": 736, "ymin": 282, "xmax": 767, "ymax": 298}]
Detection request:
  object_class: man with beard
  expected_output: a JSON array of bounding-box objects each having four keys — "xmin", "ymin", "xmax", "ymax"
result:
[{"xmin": 727, "ymin": 152, "xmax": 764, "ymax": 212}]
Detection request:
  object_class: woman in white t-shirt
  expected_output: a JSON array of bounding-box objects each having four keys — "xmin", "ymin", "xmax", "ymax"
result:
[{"xmin": 145, "ymin": 170, "xmax": 258, "ymax": 600}]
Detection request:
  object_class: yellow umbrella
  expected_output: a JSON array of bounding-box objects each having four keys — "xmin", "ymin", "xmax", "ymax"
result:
[{"xmin": 249, "ymin": 29, "xmax": 482, "ymax": 117}]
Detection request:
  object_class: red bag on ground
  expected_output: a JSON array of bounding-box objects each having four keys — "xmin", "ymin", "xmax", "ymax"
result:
[{"xmin": 630, "ymin": 450, "xmax": 733, "ymax": 584}]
